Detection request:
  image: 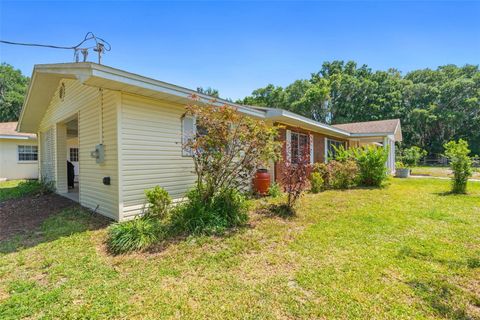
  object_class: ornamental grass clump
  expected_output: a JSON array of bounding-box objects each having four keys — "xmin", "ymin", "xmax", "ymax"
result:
[
  {"xmin": 107, "ymin": 217, "xmax": 162, "ymax": 255},
  {"xmin": 107, "ymin": 185, "xmax": 171, "ymax": 254},
  {"xmin": 444, "ymin": 139, "xmax": 473, "ymax": 194},
  {"xmin": 171, "ymin": 187, "xmax": 249, "ymax": 236}
]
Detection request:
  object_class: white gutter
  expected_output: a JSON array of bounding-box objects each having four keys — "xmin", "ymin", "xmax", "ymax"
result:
[{"xmin": 0, "ymin": 135, "xmax": 36, "ymax": 140}]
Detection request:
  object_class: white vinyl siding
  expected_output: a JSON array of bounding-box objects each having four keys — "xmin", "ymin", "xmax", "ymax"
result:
[
  {"xmin": 38, "ymin": 79, "xmax": 119, "ymax": 220},
  {"xmin": 40, "ymin": 128, "xmax": 55, "ymax": 182},
  {"xmin": 120, "ymin": 94, "xmax": 196, "ymax": 219}
]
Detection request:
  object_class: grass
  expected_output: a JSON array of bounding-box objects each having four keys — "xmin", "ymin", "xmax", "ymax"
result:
[
  {"xmin": 0, "ymin": 180, "xmax": 43, "ymax": 202},
  {"xmin": 412, "ymin": 166, "xmax": 480, "ymax": 179},
  {"xmin": 1, "ymin": 178, "xmax": 480, "ymax": 319}
]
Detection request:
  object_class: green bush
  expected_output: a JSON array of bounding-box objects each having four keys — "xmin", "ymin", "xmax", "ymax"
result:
[
  {"xmin": 353, "ymin": 145, "xmax": 389, "ymax": 187},
  {"xmin": 171, "ymin": 188, "xmax": 249, "ymax": 236},
  {"xmin": 444, "ymin": 139, "xmax": 472, "ymax": 194},
  {"xmin": 267, "ymin": 182, "xmax": 282, "ymax": 198},
  {"xmin": 395, "ymin": 161, "xmax": 406, "ymax": 169},
  {"xmin": 330, "ymin": 160, "xmax": 359, "ymax": 189},
  {"xmin": 332, "ymin": 144, "xmax": 355, "ymax": 162},
  {"xmin": 400, "ymin": 146, "xmax": 427, "ymax": 167},
  {"xmin": 314, "ymin": 160, "xmax": 358, "ymax": 190},
  {"xmin": 107, "ymin": 216, "xmax": 162, "ymax": 254},
  {"xmin": 145, "ymin": 186, "xmax": 172, "ymax": 218},
  {"xmin": 310, "ymin": 172, "xmax": 324, "ymax": 193}
]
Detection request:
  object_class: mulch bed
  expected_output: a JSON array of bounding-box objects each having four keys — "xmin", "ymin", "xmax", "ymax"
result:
[{"xmin": 0, "ymin": 193, "xmax": 77, "ymax": 241}]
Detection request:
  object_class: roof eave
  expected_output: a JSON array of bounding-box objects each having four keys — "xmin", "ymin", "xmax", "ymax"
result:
[{"xmin": 265, "ymin": 109, "xmax": 352, "ymax": 138}]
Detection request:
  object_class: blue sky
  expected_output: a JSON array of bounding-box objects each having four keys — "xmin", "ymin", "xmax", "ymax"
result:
[{"xmin": 1, "ymin": 1, "xmax": 479, "ymax": 100}]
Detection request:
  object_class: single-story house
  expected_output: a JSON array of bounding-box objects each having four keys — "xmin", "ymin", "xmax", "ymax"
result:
[
  {"xmin": 0, "ymin": 122, "xmax": 38, "ymax": 181},
  {"xmin": 17, "ymin": 62, "xmax": 402, "ymax": 221}
]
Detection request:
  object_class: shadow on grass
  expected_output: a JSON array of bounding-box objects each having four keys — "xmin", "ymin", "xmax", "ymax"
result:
[
  {"xmin": 0, "ymin": 206, "xmax": 111, "ymax": 255},
  {"xmin": 254, "ymin": 202, "xmax": 296, "ymax": 220},
  {"xmin": 407, "ymin": 279, "xmax": 475, "ymax": 320},
  {"xmin": 433, "ymin": 191, "xmax": 467, "ymax": 196},
  {"xmin": 0, "ymin": 180, "xmax": 44, "ymax": 202}
]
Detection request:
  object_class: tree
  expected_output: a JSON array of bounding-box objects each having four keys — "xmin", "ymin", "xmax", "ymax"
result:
[
  {"xmin": 444, "ymin": 139, "xmax": 472, "ymax": 194},
  {"xmin": 184, "ymin": 98, "xmax": 280, "ymax": 202},
  {"xmin": 0, "ymin": 63, "xmax": 29, "ymax": 122},
  {"xmin": 241, "ymin": 61, "xmax": 480, "ymax": 155},
  {"xmin": 196, "ymin": 86, "xmax": 220, "ymax": 98}
]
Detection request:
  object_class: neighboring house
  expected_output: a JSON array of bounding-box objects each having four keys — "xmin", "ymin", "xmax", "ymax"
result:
[
  {"xmin": 17, "ymin": 63, "xmax": 402, "ymax": 221},
  {"xmin": 0, "ymin": 122, "xmax": 38, "ymax": 181}
]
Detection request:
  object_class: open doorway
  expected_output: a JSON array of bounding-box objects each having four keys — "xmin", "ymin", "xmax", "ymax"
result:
[{"xmin": 65, "ymin": 117, "xmax": 79, "ymax": 201}]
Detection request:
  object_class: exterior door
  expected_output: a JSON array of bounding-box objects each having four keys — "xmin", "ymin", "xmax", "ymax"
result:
[{"xmin": 68, "ymin": 146, "xmax": 79, "ymax": 181}]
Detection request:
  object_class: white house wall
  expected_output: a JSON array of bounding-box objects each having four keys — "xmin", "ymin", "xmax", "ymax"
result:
[
  {"xmin": 120, "ymin": 93, "xmax": 196, "ymax": 219},
  {"xmin": 0, "ymin": 138, "xmax": 38, "ymax": 180},
  {"xmin": 38, "ymin": 79, "xmax": 120, "ymax": 220}
]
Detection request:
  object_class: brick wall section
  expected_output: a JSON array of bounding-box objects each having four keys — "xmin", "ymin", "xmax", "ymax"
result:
[{"xmin": 273, "ymin": 123, "xmax": 348, "ymax": 185}]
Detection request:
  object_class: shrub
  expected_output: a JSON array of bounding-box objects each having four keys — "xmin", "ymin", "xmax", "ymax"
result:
[
  {"xmin": 310, "ymin": 172, "xmax": 324, "ymax": 193},
  {"xmin": 329, "ymin": 160, "xmax": 359, "ymax": 189},
  {"xmin": 267, "ymin": 182, "xmax": 282, "ymax": 198},
  {"xmin": 444, "ymin": 139, "xmax": 472, "ymax": 194},
  {"xmin": 107, "ymin": 216, "xmax": 161, "ymax": 254},
  {"xmin": 313, "ymin": 160, "xmax": 358, "ymax": 190},
  {"xmin": 281, "ymin": 148, "xmax": 310, "ymax": 214},
  {"xmin": 395, "ymin": 161, "xmax": 406, "ymax": 169},
  {"xmin": 145, "ymin": 186, "xmax": 171, "ymax": 218},
  {"xmin": 184, "ymin": 101, "xmax": 280, "ymax": 203},
  {"xmin": 171, "ymin": 188, "xmax": 249, "ymax": 236},
  {"xmin": 353, "ymin": 145, "xmax": 389, "ymax": 187},
  {"xmin": 332, "ymin": 144, "xmax": 355, "ymax": 162},
  {"xmin": 400, "ymin": 146, "xmax": 427, "ymax": 167}
]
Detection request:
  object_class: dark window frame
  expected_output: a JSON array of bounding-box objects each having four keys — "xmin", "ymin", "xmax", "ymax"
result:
[
  {"xmin": 290, "ymin": 131, "xmax": 309, "ymax": 164},
  {"xmin": 69, "ymin": 147, "xmax": 79, "ymax": 162},
  {"xmin": 18, "ymin": 145, "xmax": 38, "ymax": 162}
]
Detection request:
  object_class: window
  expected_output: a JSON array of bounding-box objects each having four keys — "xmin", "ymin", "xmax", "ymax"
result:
[
  {"xmin": 182, "ymin": 116, "xmax": 207, "ymax": 156},
  {"xmin": 18, "ymin": 145, "xmax": 38, "ymax": 161},
  {"xmin": 326, "ymin": 138, "xmax": 346, "ymax": 160},
  {"xmin": 69, "ymin": 148, "xmax": 79, "ymax": 162},
  {"xmin": 290, "ymin": 132, "xmax": 309, "ymax": 163}
]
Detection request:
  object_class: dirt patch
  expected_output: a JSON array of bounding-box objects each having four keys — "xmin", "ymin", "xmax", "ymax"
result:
[{"xmin": 0, "ymin": 193, "xmax": 76, "ymax": 241}]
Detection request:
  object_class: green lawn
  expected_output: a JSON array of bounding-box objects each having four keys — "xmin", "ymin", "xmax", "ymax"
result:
[
  {"xmin": 1, "ymin": 178, "xmax": 480, "ymax": 319},
  {"xmin": 412, "ymin": 166, "xmax": 480, "ymax": 179},
  {"xmin": 0, "ymin": 180, "xmax": 43, "ymax": 202}
]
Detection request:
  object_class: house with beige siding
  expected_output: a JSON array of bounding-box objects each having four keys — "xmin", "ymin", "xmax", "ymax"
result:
[
  {"xmin": 0, "ymin": 122, "xmax": 38, "ymax": 181},
  {"xmin": 17, "ymin": 63, "xmax": 402, "ymax": 221}
]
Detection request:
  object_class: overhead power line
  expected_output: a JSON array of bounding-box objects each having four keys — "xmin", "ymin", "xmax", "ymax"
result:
[{"xmin": 0, "ymin": 32, "xmax": 111, "ymax": 64}]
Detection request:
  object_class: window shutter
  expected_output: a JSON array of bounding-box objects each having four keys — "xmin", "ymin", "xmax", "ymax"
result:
[
  {"xmin": 182, "ymin": 116, "xmax": 196, "ymax": 156},
  {"xmin": 309, "ymin": 134, "xmax": 314, "ymax": 164},
  {"xmin": 286, "ymin": 129, "xmax": 291, "ymax": 163}
]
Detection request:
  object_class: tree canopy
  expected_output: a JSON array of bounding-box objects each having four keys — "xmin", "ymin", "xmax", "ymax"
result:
[
  {"xmin": 0, "ymin": 63, "xmax": 29, "ymax": 122},
  {"xmin": 239, "ymin": 61, "xmax": 480, "ymax": 155}
]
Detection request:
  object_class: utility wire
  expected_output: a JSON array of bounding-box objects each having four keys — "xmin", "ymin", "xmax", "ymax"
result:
[{"xmin": 0, "ymin": 32, "xmax": 111, "ymax": 63}]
